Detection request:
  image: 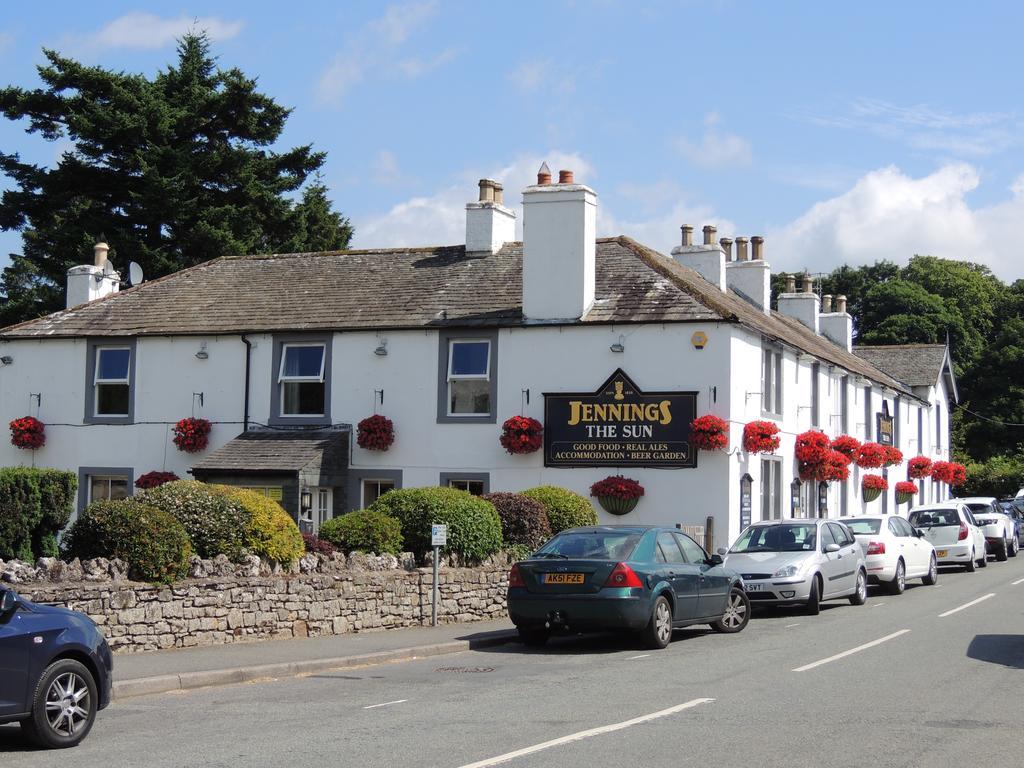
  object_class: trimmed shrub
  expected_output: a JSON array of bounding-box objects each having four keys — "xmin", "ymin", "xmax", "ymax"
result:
[
  {"xmin": 368, "ymin": 487, "xmax": 502, "ymax": 563},
  {"xmin": 138, "ymin": 480, "xmax": 251, "ymax": 559},
  {"xmin": 61, "ymin": 499, "xmax": 191, "ymax": 583},
  {"xmin": 482, "ymin": 492, "xmax": 551, "ymax": 551},
  {"xmin": 302, "ymin": 532, "xmax": 337, "ymax": 557},
  {"xmin": 35, "ymin": 469, "xmax": 77, "ymax": 559},
  {"xmin": 213, "ymin": 486, "xmax": 304, "ymax": 565},
  {"xmin": 319, "ymin": 510, "xmax": 403, "ymax": 555},
  {"xmin": 521, "ymin": 486, "xmax": 597, "ymax": 534},
  {"xmin": 0, "ymin": 467, "xmax": 44, "ymax": 561}
]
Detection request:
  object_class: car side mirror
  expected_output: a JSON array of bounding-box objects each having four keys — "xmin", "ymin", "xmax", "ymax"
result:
[
  {"xmin": 0, "ymin": 590, "xmax": 17, "ymax": 616},
  {"xmin": 716, "ymin": 547, "xmax": 728, "ymax": 556},
  {"xmin": 825, "ymin": 543, "xmax": 841, "ymax": 553},
  {"xmin": 913, "ymin": 528, "xmax": 924, "ymax": 538},
  {"xmin": 707, "ymin": 554, "xmax": 724, "ymax": 566}
]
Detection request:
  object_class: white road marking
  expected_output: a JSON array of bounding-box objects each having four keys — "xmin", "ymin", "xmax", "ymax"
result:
[
  {"xmin": 792, "ymin": 630, "xmax": 911, "ymax": 672},
  {"xmin": 938, "ymin": 593, "xmax": 996, "ymax": 618},
  {"xmin": 363, "ymin": 699, "xmax": 407, "ymax": 710},
  {"xmin": 785, "ymin": 623, "xmax": 801, "ymax": 628},
  {"xmin": 454, "ymin": 698, "xmax": 714, "ymax": 768},
  {"xmin": 872, "ymin": 602, "xmax": 886, "ymax": 608},
  {"xmin": 627, "ymin": 654, "xmax": 650, "ymax": 660},
  {"xmin": 1012, "ymin": 577, "xmax": 1024, "ymax": 586}
]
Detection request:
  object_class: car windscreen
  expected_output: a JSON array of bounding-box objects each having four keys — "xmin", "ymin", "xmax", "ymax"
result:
[
  {"xmin": 841, "ymin": 519, "xmax": 881, "ymax": 535},
  {"xmin": 534, "ymin": 531, "xmax": 642, "ymax": 560},
  {"xmin": 965, "ymin": 503, "xmax": 993, "ymax": 514},
  {"xmin": 908, "ymin": 509, "xmax": 959, "ymax": 527},
  {"xmin": 730, "ymin": 524, "xmax": 817, "ymax": 553}
]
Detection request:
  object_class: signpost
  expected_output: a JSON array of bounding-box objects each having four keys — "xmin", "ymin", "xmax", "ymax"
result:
[{"xmin": 431, "ymin": 524, "xmax": 447, "ymax": 627}]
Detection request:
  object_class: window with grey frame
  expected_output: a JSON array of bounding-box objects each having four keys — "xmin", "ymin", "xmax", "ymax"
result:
[
  {"xmin": 762, "ymin": 344, "xmax": 783, "ymax": 416},
  {"xmin": 863, "ymin": 385, "xmax": 872, "ymax": 440},
  {"xmin": 447, "ymin": 339, "xmax": 492, "ymax": 416},
  {"xmin": 441, "ymin": 472, "xmax": 490, "ymax": 496},
  {"xmin": 811, "ymin": 362, "xmax": 820, "ymax": 427},
  {"xmin": 840, "ymin": 375, "xmax": 849, "ymax": 433},
  {"xmin": 92, "ymin": 346, "xmax": 132, "ymax": 417},
  {"xmin": 936, "ymin": 404, "xmax": 942, "ymax": 451},
  {"xmin": 761, "ymin": 458, "xmax": 782, "ymax": 520},
  {"xmin": 278, "ymin": 343, "xmax": 326, "ymax": 417}
]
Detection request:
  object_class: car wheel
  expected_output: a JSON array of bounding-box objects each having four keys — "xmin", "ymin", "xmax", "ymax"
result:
[
  {"xmin": 922, "ymin": 554, "xmax": 939, "ymax": 586},
  {"xmin": 806, "ymin": 575, "xmax": 822, "ymax": 616},
  {"xmin": 849, "ymin": 569, "xmax": 868, "ymax": 606},
  {"xmin": 712, "ymin": 588, "xmax": 750, "ymax": 634},
  {"xmin": 994, "ymin": 539, "xmax": 1008, "ymax": 562},
  {"xmin": 1009, "ymin": 537, "xmax": 1019, "ymax": 557},
  {"xmin": 642, "ymin": 595, "xmax": 673, "ymax": 649},
  {"xmin": 887, "ymin": 559, "xmax": 906, "ymax": 595},
  {"xmin": 21, "ymin": 659, "xmax": 97, "ymax": 749},
  {"xmin": 966, "ymin": 550, "xmax": 977, "ymax": 572},
  {"xmin": 517, "ymin": 627, "xmax": 550, "ymax": 647},
  {"xmin": 979, "ymin": 549, "xmax": 988, "ymax": 568}
]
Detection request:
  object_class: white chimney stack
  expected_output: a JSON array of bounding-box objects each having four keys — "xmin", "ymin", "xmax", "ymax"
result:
[
  {"xmin": 820, "ymin": 293, "xmax": 854, "ymax": 351},
  {"xmin": 725, "ymin": 234, "xmax": 771, "ymax": 313},
  {"xmin": 67, "ymin": 241, "xmax": 120, "ymax": 309},
  {"xmin": 466, "ymin": 179, "xmax": 515, "ymax": 253},
  {"xmin": 522, "ymin": 164, "xmax": 597, "ymax": 321},
  {"xmin": 671, "ymin": 224, "xmax": 726, "ymax": 290},
  {"xmin": 777, "ymin": 273, "xmax": 820, "ymax": 332}
]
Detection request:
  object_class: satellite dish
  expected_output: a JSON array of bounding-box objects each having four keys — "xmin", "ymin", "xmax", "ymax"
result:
[
  {"xmin": 128, "ymin": 262, "xmax": 144, "ymax": 286},
  {"xmin": 102, "ymin": 260, "xmax": 114, "ymax": 277}
]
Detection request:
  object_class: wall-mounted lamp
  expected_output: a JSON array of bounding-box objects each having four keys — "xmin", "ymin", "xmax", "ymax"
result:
[
  {"xmin": 609, "ymin": 335, "xmax": 625, "ymax": 353},
  {"xmin": 0, "ymin": 356, "xmax": 12, "ymax": 365},
  {"xmin": 300, "ymin": 489, "xmax": 312, "ymax": 510},
  {"xmin": 374, "ymin": 339, "xmax": 388, "ymax": 356},
  {"xmin": 195, "ymin": 342, "xmax": 209, "ymax": 360}
]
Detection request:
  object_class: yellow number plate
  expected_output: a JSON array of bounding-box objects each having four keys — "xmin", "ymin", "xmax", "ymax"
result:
[
  {"xmin": 543, "ymin": 573, "xmax": 584, "ymax": 584},
  {"xmin": 936, "ymin": 549, "xmax": 948, "ymax": 557}
]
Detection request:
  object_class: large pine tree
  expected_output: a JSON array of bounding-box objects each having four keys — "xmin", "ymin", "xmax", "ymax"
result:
[{"xmin": 0, "ymin": 32, "xmax": 352, "ymax": 325}]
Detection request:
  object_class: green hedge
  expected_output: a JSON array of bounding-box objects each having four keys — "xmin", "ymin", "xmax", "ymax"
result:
[
  {"xmin": 319, "ymin": 510, "xmax": 403, "ymax": 554},
  {"xmin": 138, "ymin": 480, "xmax": 252, "ymax": 559},
  {"xmin": 368, "ymin": 487, "xmax": 502, "ymax": 563},
  {"xmin": 213, "ymin": 486, "xmax": 305, "ymax": 565},
  {"xmin": 62, "ymin": 499, "xmax": 191, "ymax": 583},
  {"xmin": 0, "ymin": 467, "xmax": 76, "ymax": 561},
  {"xmin": 521, "ymin": 486, "xmax": 597, "ymax": 533}
]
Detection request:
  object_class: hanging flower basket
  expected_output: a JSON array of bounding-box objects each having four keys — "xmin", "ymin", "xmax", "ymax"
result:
[
  {"xmin": 172, "ymin": 417, "xmax": 212, "ymax": 453},
  {"xmin": 795, "ymin": 431, "xmax": 831, "ymax": 464},
  {"xmin": 357, "ymin": 414, "xmax": 395, "ymax": 451},
  {"xmin": 895, "ymin": 481, "xmax": 918, "ymax": 504},
  {"xmin": 742, "ymin": 420, "xmax": 780, "ymax": 454},
  {"xmin": 856, "ymin": 442, "xmax": 886, "ymax": 469},
  {"xmin": 499, "ymin": 415, "xmax": 543, "ymax": 455},
  {"xmin": 830, "ymin": 435, "xmax": 861, "ymax": 463},
  {"xmin": 883, "ymin": 445, "xmax": 904, "ymax": 468},
  {"xmin": 907, "ymin": 456, "xmax": 933, "ymax": 480},
  {"xmin": 10, "ymin": 416, "xmax": 45, "ymax": 450},
  {"xmin": 135, "ymin": 471, "xmax": 180, "ymax": 489},
  {"xmin": 931, "ymin": 460, "xmax": 954, "ymax": 485},
  {"xmin": 690, "ymin": 415, "xmax": 728, "ymax": 451},
  {"xmin": 799, "ymin": 450, "xmax": 850, "ymax": 482},
  {"xmin": 862, "ymin": 474, "xmax": 888, "ymax": 502},
  {"xmin": 590, "ymin": 475, "xmax": 644, "ymax": 516}
]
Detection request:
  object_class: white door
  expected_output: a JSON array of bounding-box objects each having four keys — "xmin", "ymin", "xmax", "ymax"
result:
[{"xmin": 314, "ymin": 488, "xmax": 332, "ymax": 534}]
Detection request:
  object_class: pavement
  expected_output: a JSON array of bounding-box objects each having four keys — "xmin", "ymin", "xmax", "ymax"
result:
[{"xmin": 3, "ymin": 556, "xmax": 1024, "ymax": 767}]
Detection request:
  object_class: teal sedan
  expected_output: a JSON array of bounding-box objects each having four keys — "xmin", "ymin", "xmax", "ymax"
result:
[{"xmin": 507, "ymin": 526, "xmax": 749, "ymax": 649}]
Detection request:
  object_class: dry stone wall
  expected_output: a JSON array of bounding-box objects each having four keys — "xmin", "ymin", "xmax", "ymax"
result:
[{"xmin": 7, "ymin": 553, "xmax": 509, "ymax": 654}]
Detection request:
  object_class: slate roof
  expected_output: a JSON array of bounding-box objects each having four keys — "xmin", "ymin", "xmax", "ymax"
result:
[
  {"xmin": 0, "ymin": 235, "xmax": 915, "ymax": 396},
  {"xmin": 853, "ymin": 344, "xmax": 950, "ymax": 389},
  {"xmin": 190, "ymin": 429, "xmax": 349, "ymax": 474}
]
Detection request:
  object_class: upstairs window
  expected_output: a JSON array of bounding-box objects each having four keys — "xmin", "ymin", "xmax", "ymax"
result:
[
  {"xmin": 94, "ymin": 347, "xmax": 131, "ymax": 416},
  {"xmin": 762, "ymin": 345, "xmax": 783, "ymax": 416},
  {"xmin": 447, "ymin": 340, "xmax": 491, "ymax": 416},
  {"xmin": 279, "ymin": 343, "xmax": 326, "ymax": 416}
]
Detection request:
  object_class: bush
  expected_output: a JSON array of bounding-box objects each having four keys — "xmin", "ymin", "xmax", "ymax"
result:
[
  {"xmin": 302, "ymin": 532, "xmax": 337, "ymax": 557},
  {"xmin": 368, "ymin": 487, "xmax": 502, "ymax": 563},
  {"xmin": 482, "ymin": 492, "xmax": 551, "ymax": 551},
  {"xmin": 35, "ymin": 469, "xmax": 77, "ymax": 559},
  {"xmin": 0, "ymin": 467, "xmax": 45, "ymax": 561},
  {"xmin": 962, "ymin": 452, "xmax": 1024, "ymax": 498},
  {"xmin": 521, "ymin": 486, "xmax": 597, "ymax": 533},
  {"xmin": 213, "ymin": 486, "xmax": 304, "ymax": 565},
  {"xmin": 319, "ymin": 510, "xmax": 403, "ymax": 554},
  {"xmin": 61, "ymin": 499, "xmax": 191, "ymax": 583},
  {"xmin": 138, "ymin": 480, "xmax": 251, "ymax": 559}
]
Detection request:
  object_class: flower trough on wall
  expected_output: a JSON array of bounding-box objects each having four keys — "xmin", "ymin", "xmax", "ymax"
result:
[
  {"xmin": 883, "ymin": 445, "xmax": 904, "ymax": 468},
  {"xmin": 862, "ymin": 474, "xmax": 888, "ymax": 502},
  {"xmin": 895, "ymin": 481, "xmax": 918, "ymax": 504},
  {"xmin": 590, "ymin": 475, "xmax": 644, "ymax": 516},
  {"xmin": 10, "ymin": 416, "xmax": 45, "ymax": 450},
  {"xmin": 499, "ymin": 415, "xmax": 543, "ymax": 455}
]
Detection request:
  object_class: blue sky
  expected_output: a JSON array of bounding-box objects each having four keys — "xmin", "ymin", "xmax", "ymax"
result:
[{"xmin": 2, "ymin": 1, "xmax": 1023, "ymax": 279}]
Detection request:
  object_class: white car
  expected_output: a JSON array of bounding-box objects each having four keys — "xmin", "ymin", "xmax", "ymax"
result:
[
  {"xmin": 955, "ymin": 497, "xmax": 1018, "ymax": 561},
  {"xmin": 839, "ymin": 514, "xmax": 938, "ymax": 594},
  {"xmin": 908, "ymin": 503, "xmax": 987, "ymax": 572}
]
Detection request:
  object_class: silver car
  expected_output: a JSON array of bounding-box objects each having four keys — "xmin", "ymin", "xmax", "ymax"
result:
[{"xmin": 722, "ymin": 519, "xmax": 868, "ymax": 615}]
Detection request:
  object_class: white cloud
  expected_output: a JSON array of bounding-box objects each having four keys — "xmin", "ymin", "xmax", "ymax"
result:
[
  {"xmin": 83, "ymin": 13, "xmax": 243, "ymax": 50},
  {"xmin": 674, "ymin": 112, "xmax": 753, "ymax": 169},
  {"xmin": 507, "ymin": 57, "xmax": 575, "ymax": 95},
  {"xmin": 317, "ymin": 1, "xmax": 453, "ymax": 106}
]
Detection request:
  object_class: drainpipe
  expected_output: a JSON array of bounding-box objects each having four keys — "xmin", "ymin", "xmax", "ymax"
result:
[{"xmin": 240, "ymin": 334, "xmax": 252, "ymax": 431}]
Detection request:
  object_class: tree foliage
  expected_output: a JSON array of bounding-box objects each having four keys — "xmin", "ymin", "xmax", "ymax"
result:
[{"xmin": 0, "ymin": 32, "xmax": 352, "ymax": 324}]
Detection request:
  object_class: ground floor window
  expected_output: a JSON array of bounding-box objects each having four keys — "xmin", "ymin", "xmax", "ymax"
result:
[
  {"xmin": 240, "ymin": 486, "xmax": 284, "ymax": 503},
  {"xmin": 362, "ymin": 479, "xmax": 395, "ymax": 507},
  {"xmin": 90, "ymin": 475, "xmax": 129, "ymax": 504},
  {"xmin": 761, "ymin": 459, "xmax": 782, "ymax": 521},
  {"xmin": 440, "ymin": 472, "xmax": 490, "ymax": 496}
]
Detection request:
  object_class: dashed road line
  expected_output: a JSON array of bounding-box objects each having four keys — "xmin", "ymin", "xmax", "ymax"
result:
[
  {"xmin": 1012, "ymin": 577, "xmax": 1024, "ymax": 586},
  {"xmin": 938, "ymin": 593, "xmax": 996, "ymax": 618},
  {"xmin": 363, "ymin": 699, "xmax": 408, "ymax": 710},
  {"xmin": 785, "ymin": 623, "xmax": 801, "ymax": 628},
  {"xmin": 627, "ymin": 654, "xmax": 651, "ymax": 660},
  {"xmin": 792, "ymin": 630, "xmax": 912, "ymax": 672}
]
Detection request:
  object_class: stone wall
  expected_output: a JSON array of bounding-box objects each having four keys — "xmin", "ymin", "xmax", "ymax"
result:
[{"xmin": 9, "ymin": 554, "xmax": 509, "ymax": 654}]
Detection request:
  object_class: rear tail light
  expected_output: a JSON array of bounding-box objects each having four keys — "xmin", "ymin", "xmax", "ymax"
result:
[
  {"xmin": 866, "ymin": 541, "xmax": 885, "ymax": 555},
  {"xmin": 508, "ymin": 564, "xmax": 524, "ymax": 588},
  {"xmin": 604, "ymin": 562, "xmax": 643, "ymax": 588},
  {"xmin": 958, "ymin": 523, "xmax": 969, "ymax": 541}
]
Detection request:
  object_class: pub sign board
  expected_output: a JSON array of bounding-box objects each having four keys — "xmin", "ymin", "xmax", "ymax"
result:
[
  {"xmin": 543, "ymin": 369, "xmax": 697, "ymax": 468},
  {"xmin": 876, "ymin": 401, "xmax": 894, "ymax": 446}
]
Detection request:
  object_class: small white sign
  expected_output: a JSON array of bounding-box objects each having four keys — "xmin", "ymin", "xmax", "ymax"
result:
[{"xmin": 431, "ymin": 524, "xmax": 448, "ymax": 547}]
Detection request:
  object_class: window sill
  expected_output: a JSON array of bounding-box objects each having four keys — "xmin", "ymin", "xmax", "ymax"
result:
[
  {"xmin": 83, "ymin": 415, "xmax": 134, "ymax": 425},
  {"xmin": 437, "ymin": 414, "xmax": 496, "ymax": 424}
]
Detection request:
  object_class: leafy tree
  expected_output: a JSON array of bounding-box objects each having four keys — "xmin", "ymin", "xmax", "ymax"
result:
[{"xmin": 0, "ymin": 32, "xmax": 351, "ymax": 325}]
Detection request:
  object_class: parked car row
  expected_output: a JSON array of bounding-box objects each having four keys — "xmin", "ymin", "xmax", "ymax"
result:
[{"xmin": 506, "ymin": 495, "xmax": 1021, "ymax": 650}]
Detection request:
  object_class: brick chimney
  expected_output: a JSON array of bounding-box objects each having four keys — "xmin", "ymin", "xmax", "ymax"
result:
[
  {"xmin": 522, "ymin": 164, "xmax": 597, "ymax": 321},
  {"xmin": 66, "ymin": 241, "xmax": 120, "ymax": 308},
  {"xmin": 671, "ymin": 224, "xmax": 726, "ymax": 290},
  {"xmin": 466, "ymin": 178, "xmax": 516, "ymax": 253}
]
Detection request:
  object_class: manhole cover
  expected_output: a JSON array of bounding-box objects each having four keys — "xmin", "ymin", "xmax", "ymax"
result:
[{"xmin": 435, "ymin": 666, "xmax": 495, "ymax": 673}]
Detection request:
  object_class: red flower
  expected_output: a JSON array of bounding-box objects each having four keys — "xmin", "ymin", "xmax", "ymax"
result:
[
  {"xmin": 862, "ymin": 474, "xmax": 889, "ymax": 492},
  {"xmin": 932, "ymin": 461, "xmax": 967, "ymax": 487},
  {"xmin": 856, "ymin": 442, "xmax": 887, "ymax": 469},
  {"xmin": 590, "ymin": 475, "xmax": 645, "ymax": 501},
  {"xmin": 907, "ymin": 456, "xmax": 933, "ymax": 479},
  {"xmin": 799, "ymin": 450, "xmax": 850, "ymax": 482},
  {"xmin": 883, "ymin": 445, "xmax": 904, "ymax": 467},
  {"xmin": 357, "ymin": 415, "xmax": 395, "ymax": 451},
  {"xmin": 690, "ymin": 414, "xmax": 729, "ymax": 451},
  {"xmin": 172, "ymin": 417, "xmax": 212, "ymax": 453},
  {"xmin": 742, "ymin": 420, "xmax": 780, "ymax": 454},
  {"xmin": 10, "ymin": 416, "xmax": 45, "ymax": 450},
  {"xmin": 499, "ymin": 415, "xmax": 543, "ymax": 455},
  {"xmin": 895, "ymin": 481, "xmax": 919, "ymax": 495},
  {"xmin": 830, "ymin": 435, "xmax": 861, "ymax": 462},
  {"xmin": 135, "ymin": 471, "xmax": 180, "ymax": 489},
  {"xmin": 795, "ymin": 431, "xmax": 831, "ymax": 464}
]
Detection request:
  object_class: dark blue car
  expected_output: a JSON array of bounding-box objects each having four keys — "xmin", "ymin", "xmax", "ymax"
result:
[{"xmin": 0, "ymin": 586, "xmax": 113, "ymax": 749}]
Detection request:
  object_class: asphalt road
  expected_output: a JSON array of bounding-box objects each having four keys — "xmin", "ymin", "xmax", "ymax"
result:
[{"xmin": 3, "ymin": 556, "xmax": 1023, "ymax": 768}]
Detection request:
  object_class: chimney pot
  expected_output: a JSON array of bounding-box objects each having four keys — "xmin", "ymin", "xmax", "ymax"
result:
[
  {"xmin": 93, "ymin": 242, "xmax": 109, "ymax": 268},
  {"xmin": 537, "ymin": 162, "xmax": 552, "ymax": 186},
  {"xmin": 478, "ymin": 179, "xmax": 494, "ymax": 202},
  {"xmin": 822, "ymin": 294, "xmax": 833, "ymax": 313},
  {"xmin": 558, "ymin": 169, "xmax": 574, "ymax": 184},
  {"xmin": 491, "ymin": 181, "xmax": 504, "ymax": 204},
  {"xmin": 681, "ymin": 225, "xmax": 694, "ymax": 247},
  {"xmin": 802, "ymin": 274, "xmax": 814, "ymax": 294},
  {"xmin": 785, "ymin": 273, "xmax": 796, "ymax": 293},
  {"xmin": 750, "ymin": 235, "xmax": 764, "ymax": 260},
  {"xmin": 719, "ymin": 237, "xmax": 733, "ymax": 261},
  {"xmin": 734, "ymin": 236, "xmax": 749, "ymax": 261},
  {"xmin": 702, "ymin": 225, "xmax": 717, "ymax": 245},
  {"xmin": 836, "ymin": 294, "xmax": 848, "ymax": 314}
]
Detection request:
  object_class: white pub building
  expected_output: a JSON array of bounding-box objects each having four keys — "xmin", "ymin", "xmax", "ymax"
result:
[{"xmin": 0, "ymin": 166, "xmax": 956, "ymax": 549}]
